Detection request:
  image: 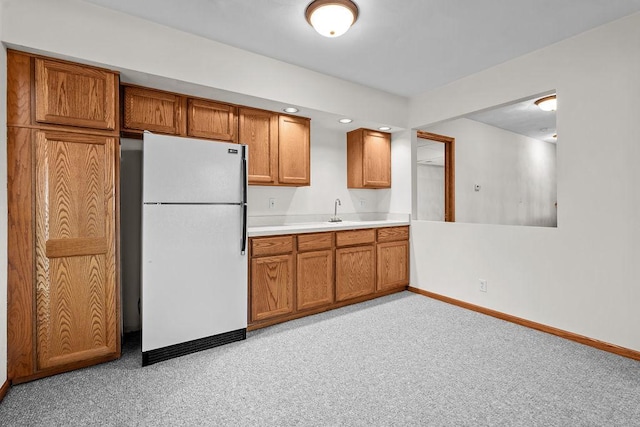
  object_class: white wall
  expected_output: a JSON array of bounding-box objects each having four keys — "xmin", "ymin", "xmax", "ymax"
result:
[
  {"xmin": 425, "ymin": 118, "xmax": 557, "ymax": 227},
  {"xmin": 409, "ymin": 12, "xmax": 640, "ymax": 351},
  {"xmin": 0, "ymin": 2, "xmax": 7, "ymax": 388},
  {"xmin": 378, "ymin": 129, "xmax": 413, "ymax": 214}
]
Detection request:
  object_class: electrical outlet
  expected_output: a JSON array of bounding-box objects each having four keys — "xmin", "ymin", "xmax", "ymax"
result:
[
  {"xmin": 479, "ymin": 279, "xmax": 487, "ymax": 292},
  {"xmin": 360, "ymin": 198, "xmax": 366, "ymax": 207},
  {"xmin": 269, "ymin": 198, "xmax": 276, "ymax": 209}
]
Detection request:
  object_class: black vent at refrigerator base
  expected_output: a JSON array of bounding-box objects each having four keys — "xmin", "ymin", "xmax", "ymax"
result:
[{"xmin": 142, "ymin": 328, "xmax": 246, "ymax": 366}]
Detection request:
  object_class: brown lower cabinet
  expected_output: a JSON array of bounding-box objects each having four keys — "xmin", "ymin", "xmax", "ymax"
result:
[
  {"xmin": 251, "ymin": 254, "xmax": 294, "ymax": 321},
  {"xmin": 335, "ymin": 229, "xmax": 376, "ymax": 302},
  {"xmin": 248, "ymin": 226, "xmax": 409, "ymax": 329},
  {"xmin": 377, "ymin": 241, "xmax": 410, "ymax": 291},
  {"xmin": 34, "ymin": 130, "xmax": 119, "ymax": 371},
  {"xmin": 335, "ymin": 245, "xmax": 375, "ymax": 301},
  {"xmin": 249, "ymin": 236, "xmax": 295, "ymax": 322},
  {"xmin": 376, "ymin": 226, "xmax": 410, "ymax": 291},
  {"xmin": 297, "ymin": 233, "xmax": 334, "ymax": 311}
]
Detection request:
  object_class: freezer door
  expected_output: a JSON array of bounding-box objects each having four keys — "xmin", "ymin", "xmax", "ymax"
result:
[
  {"xmin": 143, "ymin": 132, "xmax": 244, "ymax": 203},
  {"xmin": 142, "ymin": 204, "xmax": 248, "ymax": 352}
]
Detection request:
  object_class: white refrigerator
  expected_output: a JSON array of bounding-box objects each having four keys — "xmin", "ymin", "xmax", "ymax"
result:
[{"xmin": 141, "ymin": 131, "xmax": 248, "ymax": 366}]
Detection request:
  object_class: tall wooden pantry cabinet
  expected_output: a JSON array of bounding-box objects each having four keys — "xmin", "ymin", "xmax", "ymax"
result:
[{"xmin": 7, "ymin": 51, "xmax": 121, "ymax": 383}]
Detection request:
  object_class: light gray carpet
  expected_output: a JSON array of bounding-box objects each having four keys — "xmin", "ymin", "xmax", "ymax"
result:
[{"xmin": 1, "ymin": 292, "xmax": 639, "ymax": 426}]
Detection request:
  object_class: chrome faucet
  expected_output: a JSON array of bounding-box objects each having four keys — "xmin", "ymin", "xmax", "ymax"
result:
[{"xmin": 330, "ymin": 198, "xmax": 342, "ymax": 222}]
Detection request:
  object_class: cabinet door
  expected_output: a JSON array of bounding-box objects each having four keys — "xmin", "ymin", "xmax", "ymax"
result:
[
  {"xmin": 363, "ymin": 130, "xmax": 391, "ymax": 188},
  {"xmin": 187, "ymin": 99, "xmax": 237, "ymax": 142},
  {"xmin": 335, "ymin": 245, "xmax": 375, "ymax": 302},
  {"xmin": 122, "ymin": 86, "xmax": 184, "ymax": 135},
  {"xmin": 35, "ymin": 58, "xmax": 116, "ymax": 130},
  {"xmin": 377, "ymin": 241, "xmax": 409, "ymax": 291},
  {"xmin": 278, "ymin": 115, "xmax": 310, "ymax": 186},
  {"xmin": 251, "ymin": 254, "xmax": 294, "ymax": 322},
  {"xmin": 239, "ymin": 108, "xmax": 278, "ymax": 184},
  {"xmin": 34, "ymin": 130, "xmax": 119, "ymax": 370},
  {"xmin": 297, "ymin": 250, "xmax": 334, "ymax": 311}
]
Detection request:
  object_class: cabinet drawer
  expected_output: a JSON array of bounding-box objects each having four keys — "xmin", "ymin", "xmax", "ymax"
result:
[
  {"xmin": 336, "ymin": 229, "xmax": 375, "ymax": 247},
  {"xmin": 297, "ymin": 232, "xmax": 333, "ymax": 252},
  {"xmin": 251, "ymin": 236, "xmax": 294, "ymax": 256},
  {"xmin": 377, "ymin": 226, "xmax": 409, "ymax": 243}
]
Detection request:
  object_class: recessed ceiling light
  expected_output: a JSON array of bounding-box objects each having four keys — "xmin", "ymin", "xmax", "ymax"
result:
[
  {"xmin": 535, "ymin": 95, "xmax": 557, "ymax": 112},
  {"xmin": 378, "ymin": 126, "xmax": 391, "ymax": 131},
  {"xmin": 283, "ymin": 107, "xmax": 299, "ymax": 113},
  {"xmin": 339, "ymin": 118, "xmax": 353, "ymax": 124}
]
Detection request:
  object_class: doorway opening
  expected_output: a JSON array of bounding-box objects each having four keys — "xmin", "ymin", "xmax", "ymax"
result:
[{"xmin": 416, "ymin": 131, "xmax": 455, "ymax": 222}]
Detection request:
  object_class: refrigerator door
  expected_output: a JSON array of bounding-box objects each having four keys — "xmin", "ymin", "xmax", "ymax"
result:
[
  {"xmin": 143, "ymin": 132, "xmax": 244, "ymax": 204},
  {"xmin": 142, "ymin": 203, "xmax": 248, "ymax": 352}
]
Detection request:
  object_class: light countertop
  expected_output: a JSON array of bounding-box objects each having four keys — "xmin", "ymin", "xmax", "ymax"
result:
[{"xmin": 248, "ymin": 217, "xmax": 410, "ymax": 237}]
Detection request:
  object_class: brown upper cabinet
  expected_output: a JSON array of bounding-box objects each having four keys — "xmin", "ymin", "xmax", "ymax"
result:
[
  {"xmin": 239, "ymin": 108, "xmax": 310, "ymax": 186},
  {"xmin": 122, "ymin": 85, "xmax": 185, "ymax": 136},
  {"xmin": 122, "ymin": 85, "xmax": 310, "ymax": 186},
  {"xmin": 187, "ymin": 98, "xmax": 237, "ymax": 142},
  {"xmin": 122, "ymin": 84, "xmax": 238, "ymax": 143},
  {"xmin": 35, "ymin": 58, "xmax": 117, "ymax": 130},
  {"xmin": 347, "ymin": 128, "xmax": 391, "ymax": 188},
  {"xmin": 239, "ymin": 107, "xmax": 279, "ymax": 184},
  {"xmin": 278, "ymin": 115, "xmax": 311, "ymax": 186}
]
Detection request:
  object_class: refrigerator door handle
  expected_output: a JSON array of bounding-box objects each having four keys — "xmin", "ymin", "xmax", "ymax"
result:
[
  {"xmin": 241, "ymin": 145, "xmax": 248, "ymax": 255},
  {"xmin": 241, "ymin": 203, "xmax": 247, "ymax": 255}
]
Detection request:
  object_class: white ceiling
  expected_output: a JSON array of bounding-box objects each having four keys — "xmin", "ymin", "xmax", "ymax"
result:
[
  {"xmin": 466, "ymin": 95, "xmax": 557, "ymax": 143},
  {"xmin": 417, "ymin": 94, "xmax": 558, "ymax": 159},
  {"xmin": 83, "ymin": 0, "xmax": 640, "ymax": 97}
]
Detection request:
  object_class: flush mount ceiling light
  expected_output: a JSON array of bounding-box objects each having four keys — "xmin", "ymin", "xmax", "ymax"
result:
[
  {"xmin": 305, "ymin": 0, "xmax": 359, "ymax": 38},
  {"xmin": 535, "ymin": 95, "xmax": 557, "ymax": 112},
  {"xmin": 378, "ymin": 126, "xmax": 391, "ymax": 131},
  {"xmin": 283, "ymin": 107, "xmax": 299, "ymax": 113},
  {"xmin": 338, "ymin": 118, "xmax": 353, "ymax": 124}
]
